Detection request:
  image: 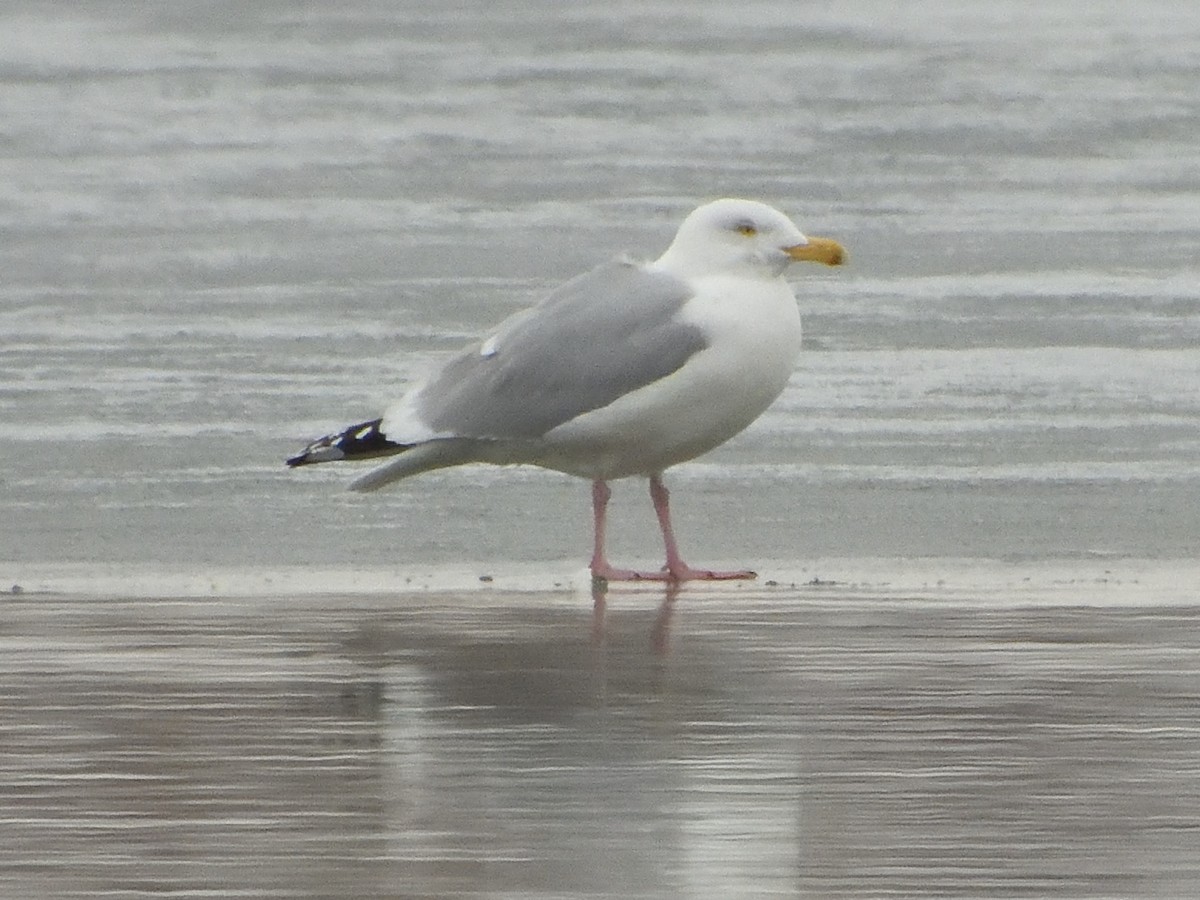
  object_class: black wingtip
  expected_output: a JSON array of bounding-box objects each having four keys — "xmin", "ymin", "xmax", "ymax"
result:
[{"xmin": 286, "ymin": 417, "xmax": 408, "ymax": 469}]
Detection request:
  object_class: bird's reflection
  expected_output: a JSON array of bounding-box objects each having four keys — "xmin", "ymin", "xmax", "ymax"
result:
[
  {"xmin": 651, "ymin": 585, "xmax": 679, "ymax": 656},
  {"xmin": 590, "ymin": 577, "xmax": 607, "ymax": 645},
  {"xmin": 590, "ymin": 577, "xmax": 679, "ymax": 656}
]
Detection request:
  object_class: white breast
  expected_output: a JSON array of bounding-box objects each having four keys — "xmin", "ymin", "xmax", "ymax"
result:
[{"xmin": 539, "ymin": 274, "xmax": 802, "ymax": 480}]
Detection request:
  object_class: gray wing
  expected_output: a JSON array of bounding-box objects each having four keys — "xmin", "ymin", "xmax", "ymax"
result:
[{"xmin": 416, "ymin": 259, "xmax": 707, "ymax": 439}]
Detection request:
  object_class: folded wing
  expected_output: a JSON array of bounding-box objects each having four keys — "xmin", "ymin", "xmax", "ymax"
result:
[{"xmin": 383, "ymin": 259, "xmax": 708, "ymax": 442}]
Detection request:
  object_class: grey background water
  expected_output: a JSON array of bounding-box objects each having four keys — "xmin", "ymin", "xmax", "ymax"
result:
[
  {"xmin": 2, "ymin": 1, "xmax": 1199, "ymax": 897},
  {"xmin": 4, "ymin": 0, "xmax": 1198, "ymax": 571}
]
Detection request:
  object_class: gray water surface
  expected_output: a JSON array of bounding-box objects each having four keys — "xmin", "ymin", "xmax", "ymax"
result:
[{"xmin": 4, "ymin": 586, "xmax": 1199, "ymax": 899}]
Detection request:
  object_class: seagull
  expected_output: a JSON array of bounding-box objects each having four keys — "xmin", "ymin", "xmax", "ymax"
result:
[{"xmin": 287, "ymin": 198, "xmax": 844, "ymax": 582}]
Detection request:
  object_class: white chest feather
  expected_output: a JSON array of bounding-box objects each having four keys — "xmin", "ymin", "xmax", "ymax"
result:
[
  {"xmin": 541, "ymin": 274, "xmax": 802, "ymax": 478},
  {"xmin": 678, "ymin": 274, "xmax": 802, "ymax": 404}
]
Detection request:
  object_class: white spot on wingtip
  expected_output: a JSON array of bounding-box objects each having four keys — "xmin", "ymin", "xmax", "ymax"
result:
[{"xmin": 480, "ymin": 335, "xmax": 499, "ymax": 358}]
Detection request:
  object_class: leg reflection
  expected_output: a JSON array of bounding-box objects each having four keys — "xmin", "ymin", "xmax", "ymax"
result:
[
  {"xmin": 589, "ymin": 578, "xmax": 679, "ymax": 656},
  {"xmin": 651, "ymin": 584, "xmax": 680, "ymax": 657},
  {"xmin": 591, "ymin": 577, "xmax": 608, "ymax": 646}
]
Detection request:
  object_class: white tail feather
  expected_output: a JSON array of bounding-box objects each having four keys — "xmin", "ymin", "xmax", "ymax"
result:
[{"xmin": 348, "ymin": 441, "xmax": 481, "ymax": 493}]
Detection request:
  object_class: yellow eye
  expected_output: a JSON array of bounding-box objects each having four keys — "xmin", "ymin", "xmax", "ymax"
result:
[{"xmin": 735, "ymin": 222, "xmax": 757, "ymax": 237}]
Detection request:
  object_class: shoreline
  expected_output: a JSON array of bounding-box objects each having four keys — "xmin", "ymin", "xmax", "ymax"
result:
[{"xmin": 4, "ymin": 557, "xmax": 1197, "ymax": 607}]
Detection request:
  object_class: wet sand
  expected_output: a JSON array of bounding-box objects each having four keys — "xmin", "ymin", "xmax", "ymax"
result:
[{"xmin": 3, "ymin": 563, "xmax": 1198, "ymax": 898}]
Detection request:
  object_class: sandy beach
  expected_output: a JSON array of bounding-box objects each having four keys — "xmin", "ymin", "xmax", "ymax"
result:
[{"xmin": 6, "ymin": 555, "xmax": 1199, "ymax": 606}]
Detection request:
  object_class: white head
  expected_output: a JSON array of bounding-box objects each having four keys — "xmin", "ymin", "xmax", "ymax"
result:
[{"xmin": 654, "ymin": 198, "xmax": 844, "ymax": 279}]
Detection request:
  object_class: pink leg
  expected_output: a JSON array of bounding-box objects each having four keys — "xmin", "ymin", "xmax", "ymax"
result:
[
  {"xmin": 588, "ymin": 477, "xmax": 757, "ymax": 583},
  {"xmin": 590, "ymin": 479, "xmax": 667, "ymax": 581},
  {"xmin": 648, "ymin": 475, "xmax": 756, "ymax": 582}
]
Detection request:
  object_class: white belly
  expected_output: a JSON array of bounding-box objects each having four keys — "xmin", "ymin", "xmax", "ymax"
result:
[{"xmin": 537, "ymin": 274, "xmax": 802, "ymax": 480}]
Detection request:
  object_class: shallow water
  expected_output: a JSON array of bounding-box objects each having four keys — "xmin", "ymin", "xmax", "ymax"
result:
[
  {"xmin": 2, "ymin": 1, "xmax": 1200, "ymax": 896},
  {"xmin": 3, "ymin": 584, "xmax": 1199, "ymax": 898}
]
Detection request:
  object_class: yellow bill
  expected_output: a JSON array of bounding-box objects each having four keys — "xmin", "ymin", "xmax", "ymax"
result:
[{"xmin": 785, "ymin": 236, "xmax": 845, "ymax": 266}]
